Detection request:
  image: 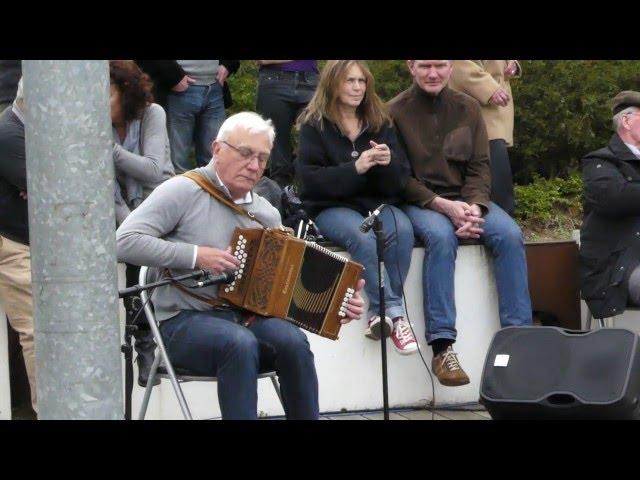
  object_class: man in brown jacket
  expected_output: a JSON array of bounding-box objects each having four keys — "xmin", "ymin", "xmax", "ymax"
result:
[
  {"xmin": 449, "ymin": 60, "xmax": 521, "ymax": 215},
  {"xmin": 388, "ymin": 60, "xmax": 532, "ymax": 387}
]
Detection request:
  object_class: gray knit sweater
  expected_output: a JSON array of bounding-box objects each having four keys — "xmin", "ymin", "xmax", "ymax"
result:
[
  {"xmin": 176, "ymin": 60, "xmax": 220, "ymax": 85},
  {"xmin": 116, "ymin": 165, "xmax": 282, "ymax": 321},
  {"xmin": 113, "ymin": 103, "xmax": 174, "ymax": 225}
]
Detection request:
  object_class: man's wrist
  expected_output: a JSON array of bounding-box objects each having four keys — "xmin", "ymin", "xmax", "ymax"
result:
[{"xmin": 428, "ymin": 196, "xmax": 445, "ymax": 212}]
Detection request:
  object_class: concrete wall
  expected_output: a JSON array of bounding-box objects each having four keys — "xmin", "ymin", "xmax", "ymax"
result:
[
  {"xmin": 3, "ymin": 230, "xmax": 638, "ymax": 418},
  {"xmin": 131, "ymin": 245, "xmax": 503, "ymax": 420}
]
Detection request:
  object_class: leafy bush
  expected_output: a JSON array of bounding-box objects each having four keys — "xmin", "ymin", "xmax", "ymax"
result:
[
  {"xmin": 228, "ymin": 60, "xmax": 640, "ymax": 182},
  {"xmin": 227, "ymin": 60, "xmax": 413, "ymax": 113},
  {"xmin": 513, "ymin": 172, "xmax": 584, "ymax": 240},
  {"xmin": 511, "ymin": 60, "xmax": 640, "ymax": 183}
]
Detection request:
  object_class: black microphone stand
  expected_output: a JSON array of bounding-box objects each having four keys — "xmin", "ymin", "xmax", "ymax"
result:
[
  {"xmin": 373, "ymin": 216, "xmax": 390, "ymax": 421},
  {"xmin": 121, "ymin": 298, "xmax": 139, "ymax": 421}
]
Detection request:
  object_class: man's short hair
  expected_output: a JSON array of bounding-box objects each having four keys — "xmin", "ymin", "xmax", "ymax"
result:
[
  {"xmin": 216, "ymin": 112, "xmax": 275, "ymax": 146},
  {"xmin": 613, "ymin": 106, "xmax": 639, "ymax": 131}
]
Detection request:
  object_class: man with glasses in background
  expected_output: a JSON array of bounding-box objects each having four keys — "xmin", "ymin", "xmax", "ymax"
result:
[
  {"xmin": 116, "ymin": 111, "xmax": 365, "ymax": 419},
  {"xmin": 580, "ymin": 91, "xmax": 640, "ymax": 322}
]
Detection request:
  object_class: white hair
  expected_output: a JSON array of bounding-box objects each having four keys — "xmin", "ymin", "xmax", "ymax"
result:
[
  {"xmin": 216, "ymin": 111, "xmax": 275, "ymax": 146},
  {"xmin": 613, "ymin": 106, "xmax": 639, "ymax": 131}
]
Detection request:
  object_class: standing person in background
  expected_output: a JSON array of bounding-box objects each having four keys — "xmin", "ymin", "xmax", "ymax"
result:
[
  {"xmin": 109, "ymin": 60, "xmax": 175, "ymax": 387},
  {"xmin": 0, "ymin": 78, "xmax": 37, "ymax": 414},
  {"xmin": 297, "ymin": 60, "xmax": 418, "ymax": 354},
  {"xmin": 135, "ymin": 60, "xmax": 240, "ymax": 173},
  {"xmin": 0, "ymin": 60, "xmax": 21, "ymax": 113},
  {"xmin": 449, "ymin": 60, "xmax": 521, "ymax": 215},
  {"xmin": 256, "ymin": 60, "xmax": 319, "ymax": 188}
]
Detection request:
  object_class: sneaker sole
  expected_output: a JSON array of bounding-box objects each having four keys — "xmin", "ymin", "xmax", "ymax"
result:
[
  {"xmin": 437, "ymin": 377, "xmax": 471, "ymax": 387},
  {"xmin": 393, "ymin": 344, "xmax": 418, "ymax": 356},
  {"xmin": 365, "ymin": 320, "xmax": 393, "ymax": 340}
]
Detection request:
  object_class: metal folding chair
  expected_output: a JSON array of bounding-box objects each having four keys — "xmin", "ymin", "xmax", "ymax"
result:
[
  {"xmin": 136, "ymin": 266, "xmax": 284, "ymax": 420},
  {"xmin": 585, "ymin": 306, "xmax": 640, "ymax": 330}
]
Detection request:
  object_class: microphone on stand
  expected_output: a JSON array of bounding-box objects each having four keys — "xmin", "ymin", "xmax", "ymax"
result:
[
  {"xmin": 194, "ymin": 271, "xmax": 236, "ymax": 288},
  {"xmin": 118, "ymin": 269, "xmax": 209, "ymax": 298},
  {"xmin": 360, "ymin": 204, "xmax": 387, "ymax": 233}
]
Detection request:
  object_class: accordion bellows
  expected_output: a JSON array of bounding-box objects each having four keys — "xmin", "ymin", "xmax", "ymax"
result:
[{"xmin": 219, "ymin": 228, "xmax": 364, "ymax": 340}]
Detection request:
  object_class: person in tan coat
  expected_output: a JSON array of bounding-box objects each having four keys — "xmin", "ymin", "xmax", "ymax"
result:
[{"xmin": 449, "ymin": 60, "xmax": 521, "ymax": 215}]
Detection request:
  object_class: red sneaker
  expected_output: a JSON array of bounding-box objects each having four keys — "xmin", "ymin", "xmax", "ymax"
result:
[{"xmin": 390, "ymin": 318, "xmax": 418, "ymax": 355}]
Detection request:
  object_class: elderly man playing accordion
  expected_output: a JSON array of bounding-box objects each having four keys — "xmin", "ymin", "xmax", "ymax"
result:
[{"xmin": 116, "ymin": 112, "xmax": 365, "ymax": 420}]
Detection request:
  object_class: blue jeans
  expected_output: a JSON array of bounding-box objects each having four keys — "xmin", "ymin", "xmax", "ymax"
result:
[
  {"xmin": 256, "ymin": 70, "xmax": 318, "ymax": 187},
  {"xmin": 166, "ymin": 83, "xmax": 226, "ymax": 173},
  {"xmin": 402, "ymin": 202, "xmax": 532, "ymax": 344},
  {"xmin": 315, "ymin": 206, "xmax": 414, "ymax": 320},
  {"xmin": 160, "ymin": 309, "xmax": 319, "ymax": 420}
]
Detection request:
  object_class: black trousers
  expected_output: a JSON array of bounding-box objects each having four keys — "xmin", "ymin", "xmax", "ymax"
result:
[
  {"xmin": 256, "ymin": 70, "xmax": 318, "ymax": 188},
  {"xmin": 489, "ymin": 139, "xmax": 515, "ymax": 216}
]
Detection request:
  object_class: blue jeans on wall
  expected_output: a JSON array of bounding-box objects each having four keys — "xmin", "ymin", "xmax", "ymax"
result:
[
  {"xmin": 160, "ymin": 309, "xmax": 319, "ymax": 420},
  {"xmin": 402, "ymin": 202, "xmax": 532, "ymax": 344},
  {"xmin": 166, "ymin": 83, "xmax": 226, "ymax": 173},
  {"xmin": 315, "ymin": 206, "xmax": 414, "ymax": 320},
  {"xmin": 256, "ymin": 70, "xmax": 318, "ymax": 187}
]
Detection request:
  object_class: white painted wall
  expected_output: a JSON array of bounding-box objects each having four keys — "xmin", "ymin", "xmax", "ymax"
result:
[
  {"xmin": 0, "ymin": 245, "xmax": 505, "ymax": 420},
  {"xmin": 2, "ymin": 229, "xmax": 633, "ymax": 418},
  {"xmin": 129, "ymin": 245, "xmax": 503, "ymax": 420}
]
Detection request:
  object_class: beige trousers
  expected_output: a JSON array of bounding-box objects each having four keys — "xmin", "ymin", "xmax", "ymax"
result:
[{"xmin": 0, "ymin": 235, "xmax": 37, "ymax": 411}]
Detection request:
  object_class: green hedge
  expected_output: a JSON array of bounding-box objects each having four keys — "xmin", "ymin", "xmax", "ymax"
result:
[
  {"xmin": 513, "ymin": 172, "xmax": 583, "ymax": 240},
  {"xmin": 227, "ymin": 60, "xmax": 640, "ymax": 185},
  {"xmin": 511, "ymin": 61, "xmax": 640, "ymax": 183}
]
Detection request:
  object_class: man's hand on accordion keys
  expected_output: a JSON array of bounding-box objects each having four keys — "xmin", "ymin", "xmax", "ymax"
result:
[
  {"xmin": 195, "ymin": 246, "xmax": 241, "ymax": 274},
  {"xmin": 340, "ymin": 278, "xmax": 366, "ymax": 324}
]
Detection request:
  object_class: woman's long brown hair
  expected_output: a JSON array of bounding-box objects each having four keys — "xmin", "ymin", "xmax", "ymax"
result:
[{"xmin": 297, "ymin": 60, "xmax": 390, "ymax": 133}]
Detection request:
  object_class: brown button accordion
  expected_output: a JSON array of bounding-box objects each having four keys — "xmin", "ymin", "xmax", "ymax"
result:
[{"xmin": 218, "ymin": 227, "xmax": 364, "ymax": 340}]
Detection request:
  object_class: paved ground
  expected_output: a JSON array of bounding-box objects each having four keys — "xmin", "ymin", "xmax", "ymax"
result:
[
  {"xmin": 319, "ymin": 406, "xmax": 491, "ymax": 420},
  {"xmin": 9, "ymin": 403, "xmax": 492, "ymax": 420}
]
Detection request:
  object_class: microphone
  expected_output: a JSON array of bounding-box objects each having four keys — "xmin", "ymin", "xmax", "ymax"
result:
[
  {"xmin": 360, "ymin": 204, "xmax": 387, "ymax": 233},
  {"xmin": 194, "ymin": 271, "xmax": 236, "ymax": 288},
  {"xmin": 118, "ymin": 269, "xmax": 209, "ymax": 298}
]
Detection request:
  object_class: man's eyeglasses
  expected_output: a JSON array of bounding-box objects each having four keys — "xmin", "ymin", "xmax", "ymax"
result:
[{"xmin": 221, "ymin": 141, "xmax": 270, "ymax": 167}]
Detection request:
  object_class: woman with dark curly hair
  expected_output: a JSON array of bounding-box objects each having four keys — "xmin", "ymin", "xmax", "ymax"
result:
[
  {"xmin": 110, "ymin": 60, "xmax": 174, "ymax": 388},
  {"xmin": 110, "ymin": 60, "xmax": 174, "ymax": 225}
]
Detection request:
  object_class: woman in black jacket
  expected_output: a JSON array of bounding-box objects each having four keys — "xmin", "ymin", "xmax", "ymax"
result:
[{"xmin": 297, "ymin": 60, "xmax": 417, "ymax": 354}]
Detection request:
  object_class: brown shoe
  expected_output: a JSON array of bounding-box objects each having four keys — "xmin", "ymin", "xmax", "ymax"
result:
[{"xmin": 432, "ymin": 346, "xmax": 470, "ymax": 386}]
